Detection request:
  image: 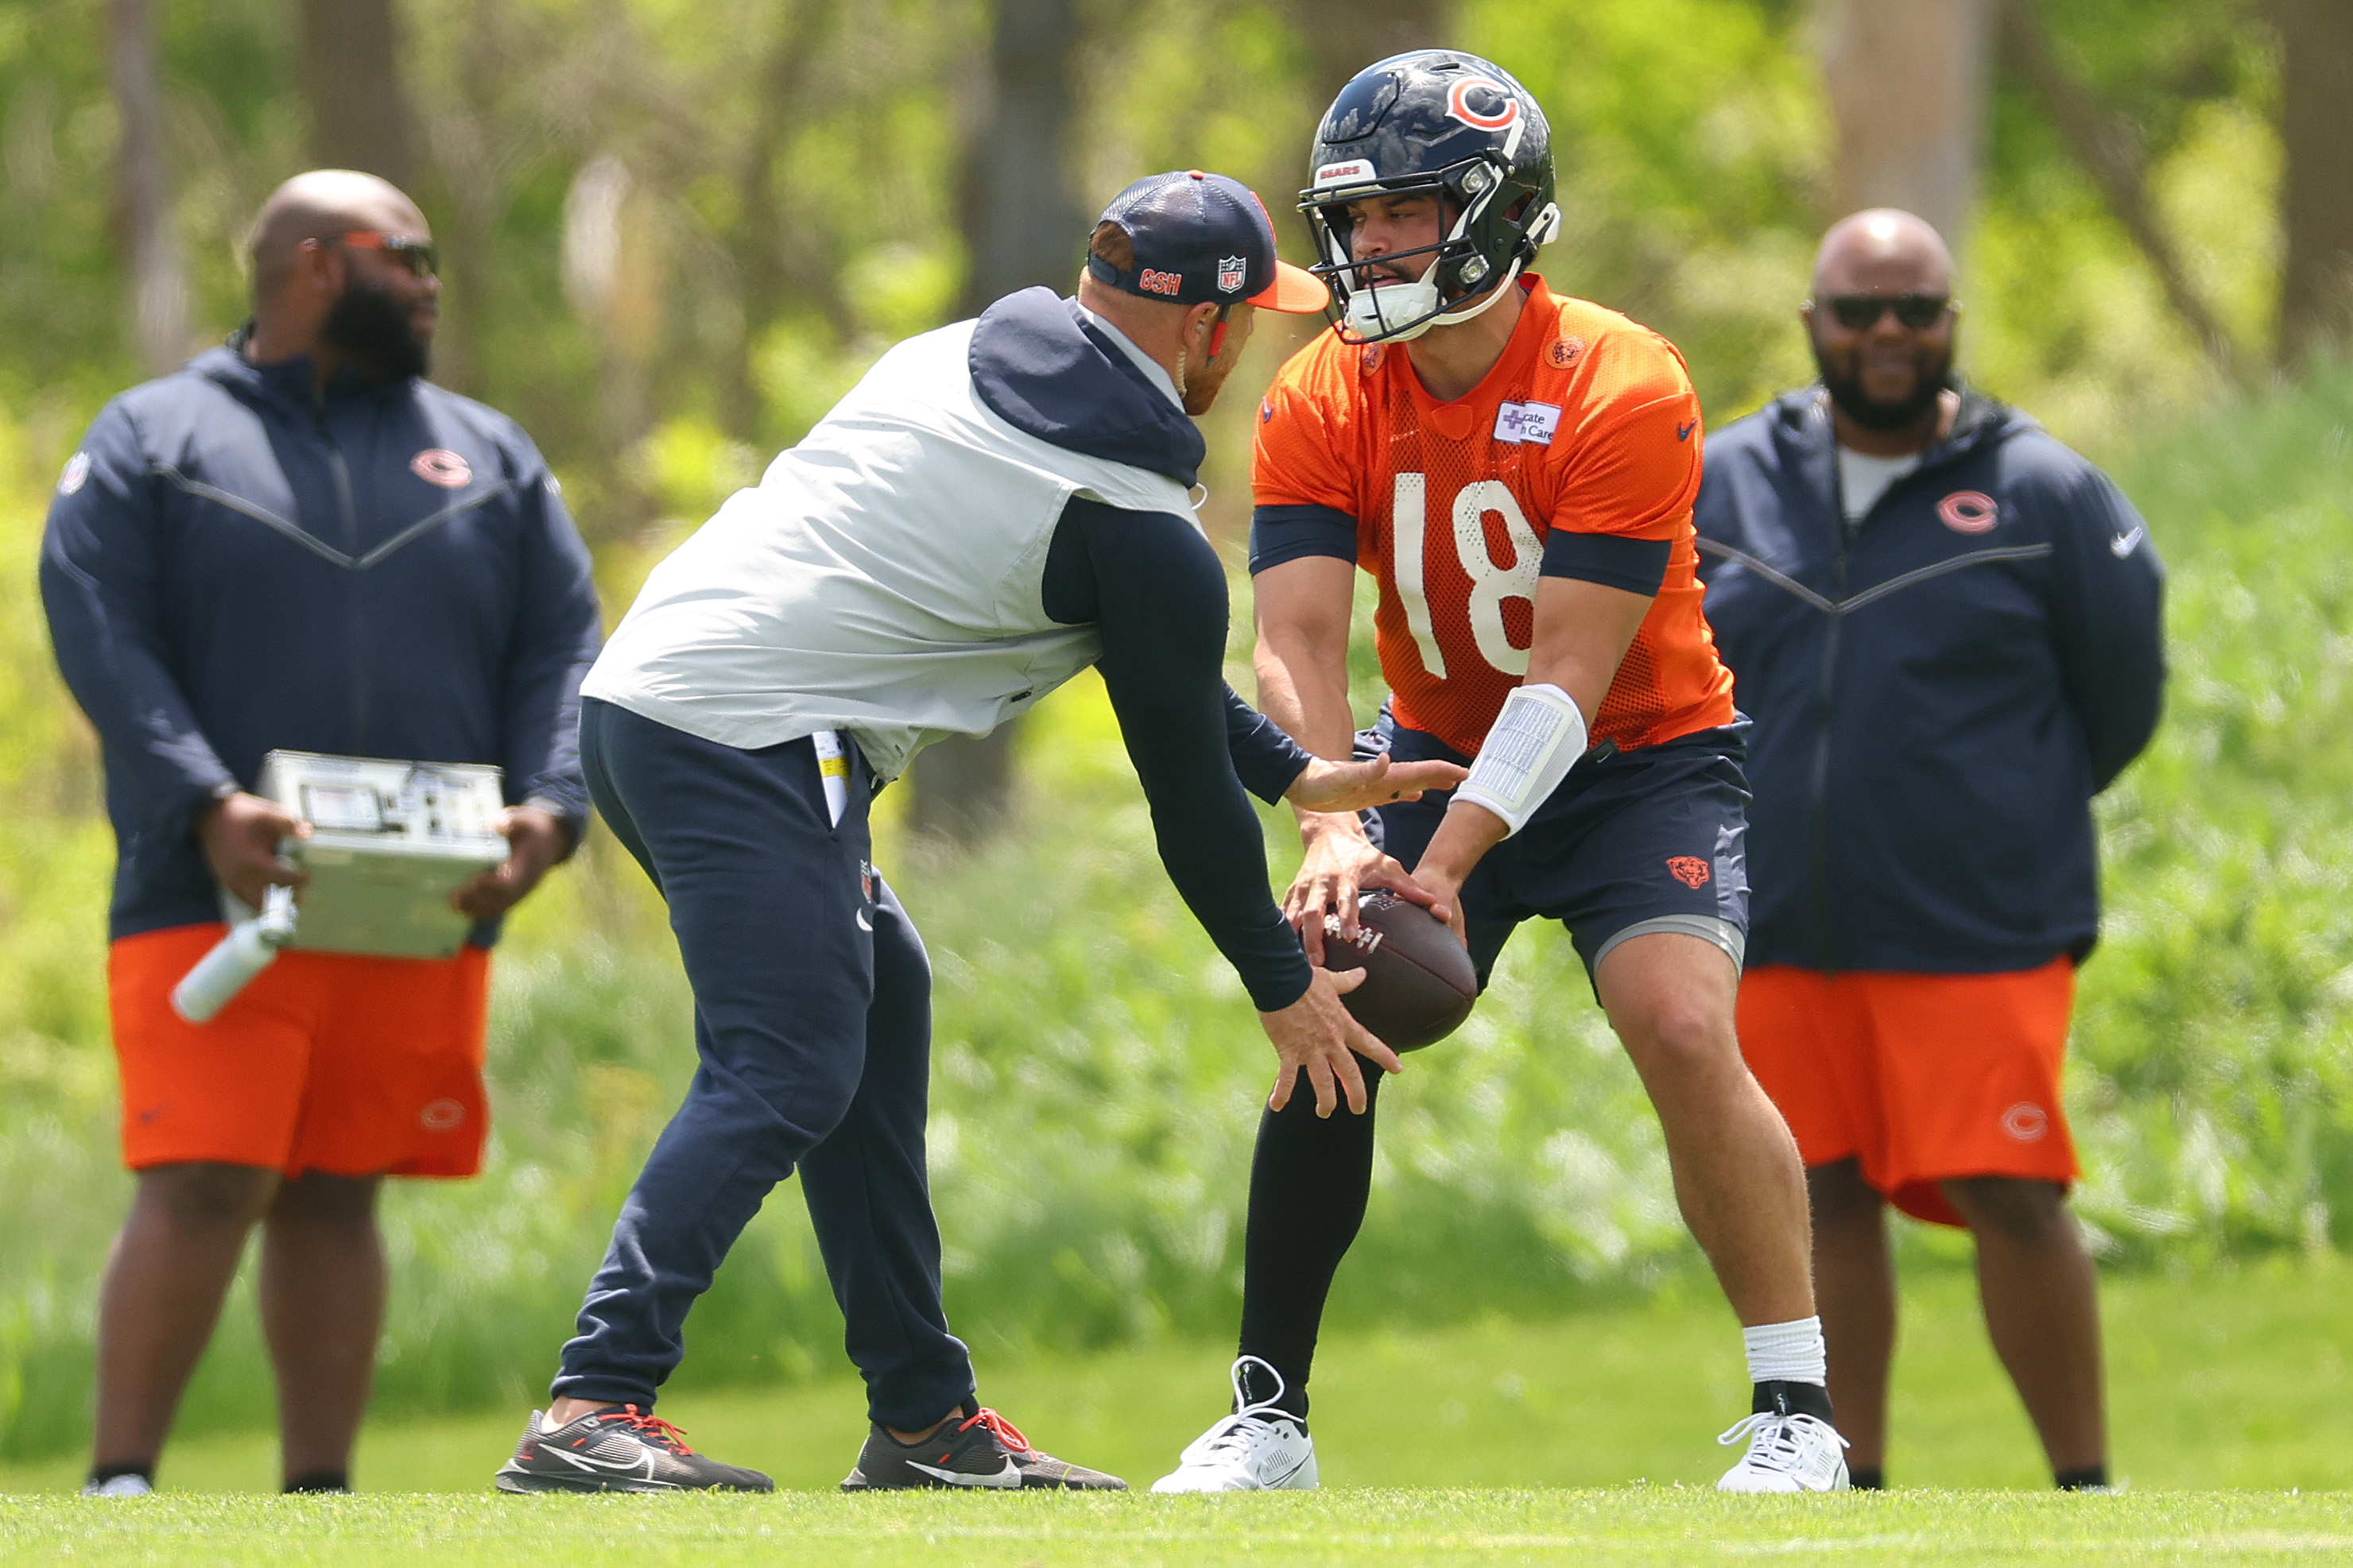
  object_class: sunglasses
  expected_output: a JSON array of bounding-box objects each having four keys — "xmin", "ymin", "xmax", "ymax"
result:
[
  {"xmin": 327, "ymin": 230, "xmax": 440, "ymax": 278},
  {"xmin": 1820, "ymin": 293, "xmax": 1953, "ymax": 331}
]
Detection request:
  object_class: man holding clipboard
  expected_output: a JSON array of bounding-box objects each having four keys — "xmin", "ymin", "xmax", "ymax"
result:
[{"xmin": 41, "ymin": 170, "xmax": 601, "ymax": 1497}]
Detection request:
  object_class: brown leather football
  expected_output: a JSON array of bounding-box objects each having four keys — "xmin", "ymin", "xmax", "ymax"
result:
[{"xmin": 1314, "ymin": 889, "xmax": 1479, "ymax": 1052}]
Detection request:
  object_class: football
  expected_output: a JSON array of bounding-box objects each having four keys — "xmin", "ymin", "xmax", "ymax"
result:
[{"xmin": 1316, "ymin": 889, "xmax": 1479, "ymax": 1052}]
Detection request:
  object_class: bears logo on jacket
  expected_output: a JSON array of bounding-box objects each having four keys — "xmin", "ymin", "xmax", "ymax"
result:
[
  {"xmin": 412, "ymin": 448, "xmax": 474, "ymax": 489},
  {"xmin": 1936, "ymin": 490, "xmax": 1998, "ymax": 534}
]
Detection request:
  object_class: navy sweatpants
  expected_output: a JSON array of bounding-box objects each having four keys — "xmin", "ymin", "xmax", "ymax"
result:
[{"xmin": 553, "ymin": 697, "xmax": 975, "ymax": 1428}]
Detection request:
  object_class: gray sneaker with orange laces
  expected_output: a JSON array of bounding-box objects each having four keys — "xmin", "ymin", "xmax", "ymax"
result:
[
  {"xmin": 494, "ymin": 1404, "xmax": 773, "ymax": 1493},
  {"xmin": 840, "ymin": 1400, "xmax": 1124, "ymax": 1491}
]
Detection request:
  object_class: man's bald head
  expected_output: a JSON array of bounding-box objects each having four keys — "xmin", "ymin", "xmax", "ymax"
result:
[
  {"xmin": 1811, "ymin": 208, "xmax": 1953, "ymax": 300},
  {"xmin": 242, "ymin": 169, "xmax": 439, "ymax": 384},
  {"xmin": 250, "ymin": 170, "xmax": 429, "ymax": 304},
  {"xmin": 1803, "ymin": 210, "xmax": 1960, "ymax": 447}
]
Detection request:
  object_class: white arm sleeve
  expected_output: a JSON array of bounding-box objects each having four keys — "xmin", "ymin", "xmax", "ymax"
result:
[{"xmin": 1454, "ymin": 683, "xmax": 1588, "ymax": 837}]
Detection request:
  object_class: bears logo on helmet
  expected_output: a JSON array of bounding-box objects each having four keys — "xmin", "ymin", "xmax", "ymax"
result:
[{"xmin": 1444, "ymin": 77, "xmax": 1520, "ymax": 133}]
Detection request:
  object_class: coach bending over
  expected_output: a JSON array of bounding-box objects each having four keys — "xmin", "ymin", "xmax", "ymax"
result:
[
  {"xmin": 494, "ymin": 170, "xmax": 1463, "ymax": 1494},
  {"xmin": 1696, "ymin": 209, "xmax": 2165, "ymax": 1490}
]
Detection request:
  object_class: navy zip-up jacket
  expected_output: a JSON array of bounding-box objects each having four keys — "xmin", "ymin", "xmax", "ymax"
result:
[
  {"xmin": 40, "ymin": 340, "xmax": 603, "ymax": 945},
  {"xmin": 1694, "ymin": 387, "xmax": 2164, "ymax": 974}
]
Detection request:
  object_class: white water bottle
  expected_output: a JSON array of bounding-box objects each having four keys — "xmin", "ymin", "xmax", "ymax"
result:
[{"xmin": 171, "ymin": 885, "xmax": 300, "ymax": 1024}]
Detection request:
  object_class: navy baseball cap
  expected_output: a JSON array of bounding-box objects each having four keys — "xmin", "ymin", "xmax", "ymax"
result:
[{"xmin": 1086, "ymin": 170, "xmax": 1330, "ymax": 312}]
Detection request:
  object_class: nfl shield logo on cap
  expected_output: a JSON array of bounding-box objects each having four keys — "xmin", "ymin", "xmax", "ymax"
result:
[{"xmin": 1217, "ymin": 255, "xmax": 1247, "ymax": 294}]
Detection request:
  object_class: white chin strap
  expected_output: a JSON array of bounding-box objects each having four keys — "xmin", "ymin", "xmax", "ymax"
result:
[
  {"xmin": 1345, "ymin": 275, "xmax": 1443, "ymax": 342},
  {"xmin": 1455, "ymin": 682, "xmax": 1587, "ymax": 836},
  {"xmin": 1345, "ymin": 256, "xmax": 1526, "ymax": 343},
  {"xmin": 1340, "ymin": 199, "xmax": 1558, "ymax": 345}
]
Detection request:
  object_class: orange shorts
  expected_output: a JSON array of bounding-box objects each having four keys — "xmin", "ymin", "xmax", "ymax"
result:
[
  {"xmin": 1735, "ymin": 958, "xmax": 2078, "ymax": 1227},
  {"xmin": 108, "ymin": 923, "xmax": 491, "ymax": 1179}
]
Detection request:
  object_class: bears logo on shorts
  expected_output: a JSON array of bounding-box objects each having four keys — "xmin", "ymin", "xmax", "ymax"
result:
[{"xmin": 1666, "ymin": 856, "xmax": 1711, "ymax": 889}]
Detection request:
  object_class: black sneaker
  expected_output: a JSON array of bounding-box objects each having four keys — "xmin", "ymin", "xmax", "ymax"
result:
[
  {"xmin": 840, "ymin": 1400, "xmax": 1125, "ymax": 1491},
  {"xmin": 494, "ymin": 1405, "xmax": 773, "ymax": 1493}
]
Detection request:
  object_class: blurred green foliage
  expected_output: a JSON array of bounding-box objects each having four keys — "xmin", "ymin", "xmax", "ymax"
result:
[
  {"xmin": 0, "ymin": 0, "xmax": 2282, "ymax": 539},
  {"xmin": 9, "ymin": 358, "xmax": 2353, "ymax": 1459},
  {"xmin": 0, "ymin": 0, "xmax": 2328, "ymax": 1466}
]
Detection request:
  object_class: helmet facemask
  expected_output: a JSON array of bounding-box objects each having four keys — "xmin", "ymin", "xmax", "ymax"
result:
[{"xmin": 1302, "ymin": 157, "xmax": 1560, "ymax": 344}]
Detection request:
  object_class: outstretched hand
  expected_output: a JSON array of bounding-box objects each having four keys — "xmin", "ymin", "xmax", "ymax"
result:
[
  {"xmin": 1284, "ymin": 752, "xmax": 1468, "ymax": 815},
  {"xmin": 1258, "ymin": 967, "xmax": 1403, "ymax": 1117},
  {"xmin": 1284, "ymin": 817, "xmax": 1453, "ymax": 963}
]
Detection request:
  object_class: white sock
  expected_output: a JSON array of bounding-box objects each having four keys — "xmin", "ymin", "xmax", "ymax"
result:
[{"xmin": 1742, "ymin": 1316, "xmax": 1828, "ymax": 1386}]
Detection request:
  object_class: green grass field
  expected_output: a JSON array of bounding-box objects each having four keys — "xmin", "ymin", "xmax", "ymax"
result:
[
  {"xmin": 6, "ymin": 1263, "xmax": 2350, "ymax": 1562},
  {"xmin": 8, "ymin": 1491, "xmax": 2353, "ymax": 1568}
]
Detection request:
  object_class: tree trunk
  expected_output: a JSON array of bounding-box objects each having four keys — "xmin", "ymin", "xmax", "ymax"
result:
[
  {"xmin": 722, "ymin": 0, "xmax": 845, "ymax": 441},
  {"xmin": 2277, "ymin": 0, "xmax": 2353, "ymax": 372},
  {"xmin": 952, "ymin": 0, "xmax": 1087, "ymax": 318},
  {"xmin": 296, "ymin": 0, "xmax": 417, "ymax": 187},
  {"xmin": 1820, "ymin": 0, "xmax": 1996, "ymax": 261},
  {"xmin": 1293, "ymin": 0, "xmax": 1452, "ymax": 113},
  {"xmin": 908, "ymin": 0, "xmax": 1090, "ymax": 846},
  {"xmin": 1997, "ymin": 0, "xmax": 2246, "ymax": 381},
  {"xmin": 108, "ymin": 0, "xmax": 188, "ymax": 376}
]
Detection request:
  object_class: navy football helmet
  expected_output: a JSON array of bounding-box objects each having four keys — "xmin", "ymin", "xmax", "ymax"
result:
[{"xmin": 1300, "ymin": 51, "xmax": 1560, "ymax": 343}]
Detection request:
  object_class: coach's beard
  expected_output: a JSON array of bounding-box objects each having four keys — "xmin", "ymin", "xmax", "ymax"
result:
[
  {"xmin": 323, "ymin": 276, "xmax": 432, "ymax": 381},
  {"xmin": 1814, "ymin": 338, "xmax": 1950, "ymax": 433},
  {"xmin": 1174, "ymin": 346, "xmax": 1222, "ymax": 417}
]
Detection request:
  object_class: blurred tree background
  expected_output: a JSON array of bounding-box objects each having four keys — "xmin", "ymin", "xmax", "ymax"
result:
[{"xmin": 4, "ymin": 0, "xmax": 2353, "ymax": 1462}]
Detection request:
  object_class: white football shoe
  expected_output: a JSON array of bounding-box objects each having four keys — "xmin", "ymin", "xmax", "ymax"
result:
[
  {"xmin": 1715, "ymin": 1411, "xmax": 1851, "ymax": 1492},
  {"xmin": 1150, "ymin": 1356, "xmax": 1318, "ymax": 1493},
  {"xmin": 79, "ymin": 1473, "xmax": 153, "ymax": 1497}
]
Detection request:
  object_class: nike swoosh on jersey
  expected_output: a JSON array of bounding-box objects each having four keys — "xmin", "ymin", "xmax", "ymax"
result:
[
  {"xmin": 1677, "ymin": 420, "xmax": 1697, "ymax": 441},
  {"xmin": 906, "ymin": 1458, "xmax": 1022, "ymax": 1488},
  {"xmin": 855, "ymin": 910, "xmax": 873, "ymax": 931},
  {"xmin": 2109, "ymin": 526, "xmax": 2145, "ymax": 558}
]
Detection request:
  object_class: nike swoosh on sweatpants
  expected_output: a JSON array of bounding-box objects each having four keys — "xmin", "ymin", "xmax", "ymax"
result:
[
  {"xmin": 2109, "ymin": 526, "xmax": 2145, "ymax": 558},
  {"xmin": 905, "ymin": 1458, "xmax": 1021, "ymax": 1488}
]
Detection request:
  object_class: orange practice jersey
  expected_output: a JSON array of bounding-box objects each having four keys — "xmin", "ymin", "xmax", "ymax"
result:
[{"xmin": 1252, "ymin": 275, "xmax": 1737, "ymax": 757}]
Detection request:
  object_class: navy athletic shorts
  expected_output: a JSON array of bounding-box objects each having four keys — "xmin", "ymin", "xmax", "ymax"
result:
[{"xmin": 1358, "ymin": 705, "xmax": 1752, "ymax": 994}]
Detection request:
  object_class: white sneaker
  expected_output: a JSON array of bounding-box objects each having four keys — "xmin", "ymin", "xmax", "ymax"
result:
[
  {"xmin": 1715, "ymin": 1411, "xmax": 1850, "ymax": 1492},
  {"xmin": 1150, "ymin": 1356, "xmax": 1318, "ymax": 1493},
  {"xmin": 80, "ymin": 1473, "xmax": 153, "ymax": 1497}
]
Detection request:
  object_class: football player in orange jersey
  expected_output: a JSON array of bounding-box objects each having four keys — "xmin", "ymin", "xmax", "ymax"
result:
[{"xmin": 1152, "ymin": 52, "xmax": 1847, "ymax": 1495}]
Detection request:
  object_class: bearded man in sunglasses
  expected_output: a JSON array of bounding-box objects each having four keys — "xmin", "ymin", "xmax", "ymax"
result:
[
  {"xmin": 42, "ymin": 169, "xmax": 600, "ymax": 1496},
  {"xmin": 1695, "ymin": 209, "xmax": 2165, "ymax": 1491}
]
